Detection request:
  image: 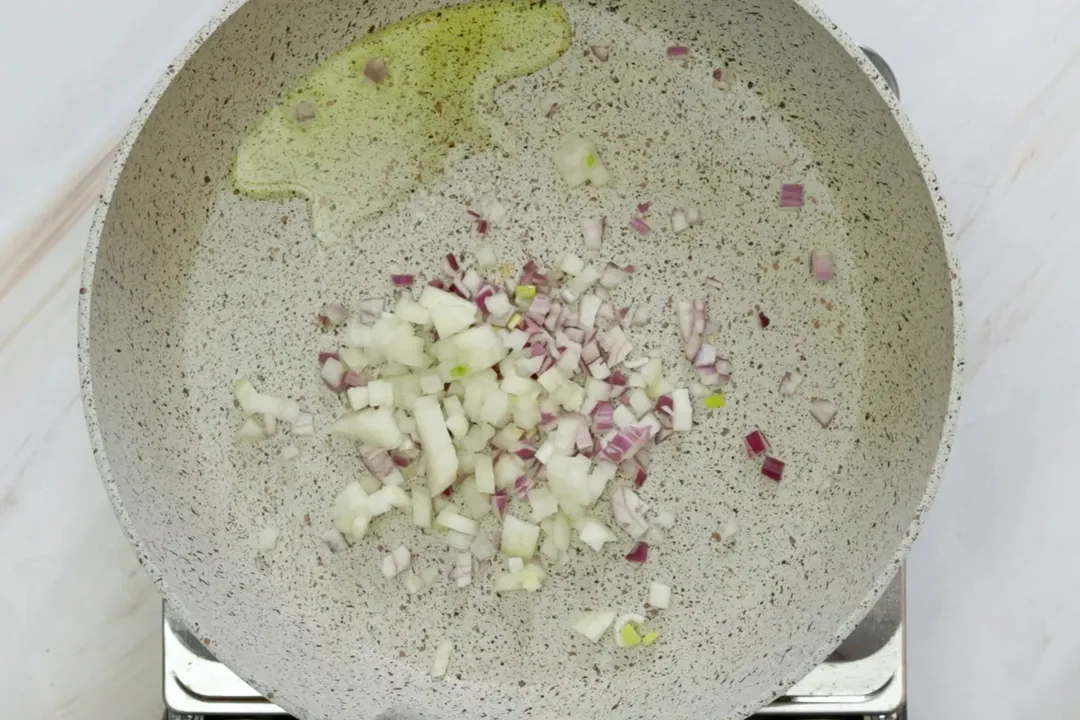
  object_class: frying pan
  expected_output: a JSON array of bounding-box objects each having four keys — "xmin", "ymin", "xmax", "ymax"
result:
[{"xmin": 77, "ymin": 0, "xmax": 963, "ymax": 718}]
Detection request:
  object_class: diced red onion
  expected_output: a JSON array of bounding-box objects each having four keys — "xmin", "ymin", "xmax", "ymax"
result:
[
  {"xmin": 582, "ymin": 217, "xmax": 605, "ymax": 250},
  {"xmin": 758, "ymin": 311, "xmax": 770, "ymax": 328},
  {"xmin": 810, "ymin": 398, "xmax": 837, "ymax": 427},
  {"xmin": 666, "ymin": 46, "xmax": 689, "ymax": 57},
  {"xmin": 655, "ymin": 395, "xmax": 674, "ymax": 416},
  {"xmin": 633, "ymin": 465, "xmax": 648, "ymax": 488},
  {"xmin": 391, "ymin": 274, "xmax": 415, "ymax": 286},
  {"xmin": 810, "ymin": 251, "xmax": 834, "ymax": 282},
  {"xmin": 514, "ymin": 447, "xmax": 536, "ymax": 460},
  {"xmin": 318, "ymin": 351, "xmax": 340, "ymax": 364},
  {"xmin": 593, "ymin": 401, "xmax": 615, "ymax": 431},
  {"xmin": 477, "ymin": 219, "xmax": 489, "ymax": 235},
  {"xmin": 676, "ymin": 300, "xmax": 694, "ymax": 341},
  {"xmin": 491, "ymin": 491, "xmax": 509, "ymax": 517},
  {"xmin": 590, "ymin": 45, "xmax": 610, "ymax": 62},
  {"xmin": 513, "ymin": 475, "xmax": 533, "ymax": 499},
  {"xmin": 744, "ymin": 429, "xmax": 770, "ymax": 457},
  {"xmin": 761, "ymin": 456, "xmax": 785, "ymax": 482},
  {"xmin": 629, "ymin": 216, "xmax": 651, "ymax": 236},
  {"xmin": 625, "ymin": 541, "xmax": 649, "ymax": 563},
  {"xmin": 779, "ymin": 183, "xmax": 804, "ymax": 209},
  {"xmin": 637, "ymin": 201, "xmax": 652, "ymax": 214},
  {"xmin": 609, "ymin": 371, "xmax": 628, "ymax": 386},
  {"xmin": 444, "ymin": 253, "xmax": 460, "ymax": 274},
  {"xmin": 428, "ymin": 278, "xmax": 445, "ymax": 289},
  {"xmin": 391, "ymin": 453, "xmax": 411, "ymax": 468}
]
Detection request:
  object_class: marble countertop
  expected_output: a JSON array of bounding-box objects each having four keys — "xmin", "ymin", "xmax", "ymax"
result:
[{"xmin": 3, "ymin": 1, "xmax": 1078, "ymax": 718}]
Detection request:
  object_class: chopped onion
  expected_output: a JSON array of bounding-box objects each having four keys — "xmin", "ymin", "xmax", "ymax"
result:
[
  {"xmin": 381, "ymin": 546, "xmax": 411, "ymax": 579},
  {"xmin": 589, "ymin": 45, "xmax": 610, "ymax": 62},
  {"xmin": 391, "ymin": 274, "xmax": 415, "ymax": 286},
  {"xmin": 810, "ymin": 397, "xmax": 837, "ymax": 427},
  {"xmin": 431, "ymin": 640, "xmax": 453, "ymax": 678},
  {"xmin": 614, "ymin": 614, "xmax": 647, "ymax": 647},
  {"xmin": 501, "ymin": 515, "xmax": 540, "ymax": 558},
  {"xmin": 414, "ymin": 396, "xmax": 458, "ymax": 495},
  {"xmin": 476, "ymin": 242, "xmax": 497, "ymax": 270},
  {"xmin": 553, "ymin": 137, "xmax": 610, "ymax": 188},
  {"xmin": 671, "ymin": 209, "xmax": 690, "ymax": 233},
  {"xmin": 648, "ymin": 582, "xmax": 671, "ymax": 609},
  {"xmin": 625, "ymin": 541, "xmax": 648, "ymax": 563},
  {"xmin": 256, "ymin": 525, "xmax": 280, "ymax": 552},
  {"xmin": 653, "ymin": 510, "xmax": 675, "ymax": 529},
  {"xmin": 599, "ymin": 263, "xmax": 628, "ymax": 289},
  {"xmin": 779, "ymin": 370, "xmax": 804, "ymax": 396},
  {"xmin": 356, "ymin": 298, "xmax": 385, "ymax": 323},
  {"xmin": 331, "ymin": 408, "xmax": 402, "ymax": 448},
  {"xmin": 758, "ymin": 311, "xmax": 770, "ymax": 328},
  {"xmin": 318, "ymin": 303, "xmax": 348, "ymax": 328},
  {"xmin": 320, "ymin": 357, "xmax": 346, "ymax": 393},
  {"xmin": 670, "ymin": 389, "xmax": 692, "ymax": 431},
  {"xmin": 578, "ymin": 517, "xmax": 616, "ymax": 551},
  {"xmin": 410, "ymin": 487, "xmax": 432, "ymax": 526},
  {"xmin": 572, "ymin": 611, "xmax": 616, "ymax": 643},
  {"xmin": 235, "ymin": 417, "xmax": 266, "ymax": 443},
  {"xmin": 450, "ymin": 552, "xmax": 474, "ymax": 587},
  {"xmin": 666, "ymin": 45, "xmax": 689, "ymax": 57},
  {"xmin": 762, "ymin": 456, "xmax": 785, "ymax": 482}
]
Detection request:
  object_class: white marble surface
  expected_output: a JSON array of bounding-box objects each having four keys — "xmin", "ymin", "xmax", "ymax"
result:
[{"xmin": 2, "ymin": 1, "xmax": 1078, "ymax": 718}]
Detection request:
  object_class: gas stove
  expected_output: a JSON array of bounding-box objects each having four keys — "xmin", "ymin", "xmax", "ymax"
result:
[{"xmin": 162, "ymin": 570, "xmax": 904, "ymax": 720}]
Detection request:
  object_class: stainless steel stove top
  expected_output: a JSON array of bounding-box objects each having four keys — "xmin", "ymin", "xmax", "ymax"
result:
[{"xmin": 163, "ymin": 571, "xmax": 903, "ymax": 720}]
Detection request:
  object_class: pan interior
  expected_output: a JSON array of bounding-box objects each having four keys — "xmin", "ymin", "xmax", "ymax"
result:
[{"xmin": 83, "ymin": 0, "xmax": 955, "ymax": 718}]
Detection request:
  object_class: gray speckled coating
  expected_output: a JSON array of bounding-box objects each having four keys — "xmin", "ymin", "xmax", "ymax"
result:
[{"xmin": 77, "ymin": 1, "xmax": 963, "ymax": 719}]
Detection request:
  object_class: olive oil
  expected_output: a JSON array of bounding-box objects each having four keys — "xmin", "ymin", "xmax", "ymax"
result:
[{"xmin": 233, "ymin": 0, "xmax": 571, "ymax": 245}]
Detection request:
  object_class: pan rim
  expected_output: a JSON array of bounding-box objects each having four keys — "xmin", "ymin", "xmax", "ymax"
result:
[{"xmin": 76, "ymin": 0, "xmax": 964, "ymax": 717}]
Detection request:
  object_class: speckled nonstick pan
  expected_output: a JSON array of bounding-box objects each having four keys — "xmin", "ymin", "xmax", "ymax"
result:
[{"xmin": 77, "ymin": 0, "xmax": 962, "ymax": 718}]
